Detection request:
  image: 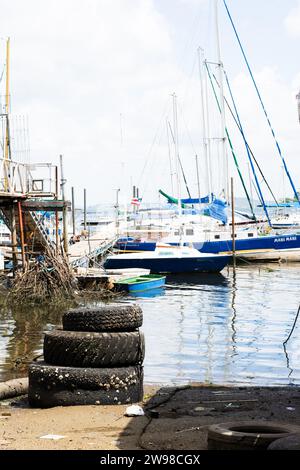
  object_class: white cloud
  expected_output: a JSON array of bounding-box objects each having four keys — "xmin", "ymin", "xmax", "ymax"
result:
[
  {"xmin": 285, "ymin": 1, "xmax": 300, "ymax": 37},
  {"xmin": 0, "ymin": 0, "xmax": 183, "ymax": 203},
  {"xmin": 1, "ymin": 0, "xmax": 300, "ymax": 206},
  {"xmin": 225, "ymin": 66, "xmax": 300, "ymax": 199}
]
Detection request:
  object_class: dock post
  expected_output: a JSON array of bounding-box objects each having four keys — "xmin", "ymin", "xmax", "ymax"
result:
[
  {"xmin": 10, "ymin": 204, "xmax": 18, "ymax": 275},
  {"xmin": 71, "ymin": 186, "xmax": 75, "ymax": 236},
  {"xmin": 55, "ymin": 165, "xmax": 59, "ymax": 254},
  {"xmin": 17, "ymin": 201, "xmax": 26, "ymax": 272},
  {"xmin": 83, "ymin": 188, "xmax": 87, "ymax": 231},
  {"xmin": 231, "ymin": 177, "xmax": 236, "ymax": 270},
  {"xmin": 60, "ymin": 154, "xmax": 69, "ymax": 256}
]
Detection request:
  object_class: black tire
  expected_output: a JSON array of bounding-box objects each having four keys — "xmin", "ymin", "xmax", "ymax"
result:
[
  {"xmin": 44, "ymin": 330, "xmax": 145, "ymax": 367},
  {"xmin": 207, "ymin": 421, "xmax": 300, "ymax": 450},
  {"xmin": 28, "ymin": 361, "xmax": 143, "ymax": 408},
  {"xmin": 63, "ymin": 304, "xmax": 143, "ymax": 332}
]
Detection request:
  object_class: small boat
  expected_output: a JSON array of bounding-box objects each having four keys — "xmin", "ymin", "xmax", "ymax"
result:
[
  {"xmin": 114, "ymin": 274, "xmax": 166, "ymax": 293},
  {"xmin": 104, "ymin": 246, "xmax": 230, "ymax": 273}
]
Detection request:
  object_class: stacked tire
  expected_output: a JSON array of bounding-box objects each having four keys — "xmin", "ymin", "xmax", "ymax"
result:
[{"xmin": 28, "ymin": 304, "xmax": 144, "ymax": 408}]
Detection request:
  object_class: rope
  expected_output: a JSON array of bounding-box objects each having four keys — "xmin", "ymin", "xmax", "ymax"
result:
[
  {"xmin": 212, "ymin": 72, "xmax": 279, "ymax": 207},
  {"xmin": 223, "ymin": 0, "xmax": 300, "ymax": 206},
  {"xmin": 223, "ymin": 70, "xmax": 272, "ymax": 226},
  {"xmin": 167, "ymin": 121, "xmax": 192, "ymax": 198},
  {"xmin": 283, "ymin": 305, "xmax": 300, "ymax": 346},
  {"xmin": 205, "ymin": 61, "xmax": 256, "ymax": 220}
]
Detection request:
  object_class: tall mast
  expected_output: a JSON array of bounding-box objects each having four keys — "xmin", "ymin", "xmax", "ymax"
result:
[
  {"xmin": 214, "ymin": 0, "xmax": 229, "ymax": 201},
  {"xmin": 172, "ymin": 93, "xmax": 182, "ymax": 217},
  {"xmin": 4, "ymin": 38, "xmax": 11, "ymax": 191},
  {"xmin": 198, "ymin": 47, "xmax": 211, "ymax": 201},
  {"xmin": 166, "ymin": 119, "xmax": 174, "ymax": 195}
]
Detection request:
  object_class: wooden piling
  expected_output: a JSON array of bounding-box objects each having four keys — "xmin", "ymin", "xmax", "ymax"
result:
[
  {"xmin": 60, "ymin": 154, "xmax": 68, "ymax": 256},
  {"xmin": 17, "ymin": 201, "xmax": 26, "ymax": 272},
  {"xmin": 10, "ymin": 204, "xmax": 18, "ymax": 275},
  {"xmin": 55, "ymin": 165, "xmax": 59, "ymax": 254},
  {"xmin": 83, "ymin": 188, "xmax": 87, "ymax": 231},
  {"xmin": 71, "ymin": 186, "xmax": 75, "ymax": 236}
]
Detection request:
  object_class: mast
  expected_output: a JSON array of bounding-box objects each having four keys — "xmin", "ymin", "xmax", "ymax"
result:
[
  {"xmin": 5, "ymin": 37, "xmax": 10, "ymax": 161},
  {"xmin": 166, "ymin": 119, "xmax": 174, "ymax": 195},
  {"xmin": 4, "ymin": 38, "xmax": 11, "ymax": 191},
  {"xmin": 172, "ymin": 93, "xmax": 182, "ymax": 217},
  {"xmin": 195, "ymin": 154, "xmax": 201, "ymax": 213},
  {"xmin": 198, "ymin": 47, "xmax": 211, "ymax": 201},
  {"xmin": 214, "ymin": 0, "xmax": 229, "ymax": 201}
]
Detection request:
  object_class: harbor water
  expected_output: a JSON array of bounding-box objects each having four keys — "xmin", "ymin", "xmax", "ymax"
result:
[{"xmin": 0, "ymin": 263, "xmax": 300, "ymax": 386}]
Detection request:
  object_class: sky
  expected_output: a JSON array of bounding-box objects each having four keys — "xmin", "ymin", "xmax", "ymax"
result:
[{"xmin": 1, "ymin": 0, "xmax": 300, "ymax": 206}]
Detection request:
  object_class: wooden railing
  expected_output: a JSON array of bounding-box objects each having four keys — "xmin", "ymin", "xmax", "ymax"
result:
[{"xmin": 0, "ymin": 158, "xmax": 58, "ymax": 197}]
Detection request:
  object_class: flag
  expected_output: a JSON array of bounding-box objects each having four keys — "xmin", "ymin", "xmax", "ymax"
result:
[{"xmin": 131, "ymin": 198, "xmax": 140, "ymax": 206}]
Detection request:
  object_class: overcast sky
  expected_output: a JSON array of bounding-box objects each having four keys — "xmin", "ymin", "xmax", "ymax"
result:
[{"xmin": 1, "ymin": 0, "xmax": 300, "ymax": 205}]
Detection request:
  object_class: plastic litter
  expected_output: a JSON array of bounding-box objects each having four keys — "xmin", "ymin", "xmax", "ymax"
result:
[
  {"xmin": 286, "ymin": 407, "xmax": 295, "ymax": 411},
  {"xmin": 124, "ymin": 405, "xmax": 144, "ymax": 417},
  {"xmin": 39, "ymin": 434, "xmax": 66, "ymax": 440}
]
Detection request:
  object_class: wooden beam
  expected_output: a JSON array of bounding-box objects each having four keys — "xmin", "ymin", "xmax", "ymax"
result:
[{"xmin": 21, "ymin": 199, "xmax": 71, "ymax": 211}]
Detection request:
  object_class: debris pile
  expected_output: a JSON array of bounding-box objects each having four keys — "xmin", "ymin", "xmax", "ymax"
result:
[{"xmin": 8, "ymin": 252, "xmax": 75, "ymax": 305}]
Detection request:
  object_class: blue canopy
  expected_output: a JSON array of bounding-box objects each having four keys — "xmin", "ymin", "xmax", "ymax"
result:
[{"xmin": 207, "ymin": 199, "xmax": 228, "ymax": 224}]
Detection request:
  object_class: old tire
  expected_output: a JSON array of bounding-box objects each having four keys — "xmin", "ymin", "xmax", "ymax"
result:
[
  {"xmin": 44, "ymin": 330, "xmax": 145, "ymax": 367},
  {"xmin": 207, "ymin": 421, "xmax": 300, "ymax": 450},
  {"xmin": 28, "ymin": 361, "xmax": 144, "ymax": 407},
  {"xmin": 63, "ymin": 304, "xmax": 143, "ymax": 332},
  {"xmin": 268, "ymin": 434, "xmax": 300, "ymax": 450}
]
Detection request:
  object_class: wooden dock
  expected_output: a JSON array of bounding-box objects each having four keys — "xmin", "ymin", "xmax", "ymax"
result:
[{"xmin": 68, "ymin": 221, "xmax": 118, "ymax": 268}]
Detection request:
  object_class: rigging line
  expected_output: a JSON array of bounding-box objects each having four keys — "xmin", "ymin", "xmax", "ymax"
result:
[
  {"xmin": 138, "ymin": 96, "xmax": 171, "ymax": 185},
  {"xmin": 178, "ymin": 101, "xmax": 198, "ymax": 156},
  {"xmin": 142, "ymin": 115, "xmax": 169, "ymax": 196},
  {"xmin": 181, "ymin": 50, "xmax": 198, "ymax": 113},
  {"xmin": 223, "ymin": 69, "xmax": 271, "ymax": 226},
  {"xmin": 167, "ymin": 120, "xmax": 192, "ymax": 198},
  {"xmin": 0, "ymin": 64, "xmax": 5, "ymax": 83},
  {"xmin": 283, "ymin": 305, "xmax": 300, "ymax": 346},
  {"xmin": 211, "ymin": 71, "xmax": 278, "ymax": 206},
  {"xmin": 175, "ymin": 5, "xmax": 206, "ymax": 94},
  {"xmin": 205, "ymin": 61, "xmax": 256, "ymax": 219},
  {"xmin": 223, "ymin": 0, "xmax": 300, "ymax": 206}
]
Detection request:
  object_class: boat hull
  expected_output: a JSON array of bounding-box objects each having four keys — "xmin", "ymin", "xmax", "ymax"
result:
[
  {"xmin": 195, "ymin": 234, "xmax": 300, "ymax": 261},
  {"xmin": 115, "ymin": 276, "xmax": 166, "ymax": 292},
  {"xmin": 115, "ymin": 234, "xmax": 300, "ymax": 262},
  {"xmin": 104, "ymin": 255, "xmax": 230, "ymax": 274}
]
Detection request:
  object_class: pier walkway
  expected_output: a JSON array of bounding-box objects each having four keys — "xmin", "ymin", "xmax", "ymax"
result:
[{"xmin": 68, "ymin": 224, "xmax": 117, "ymax": 268}]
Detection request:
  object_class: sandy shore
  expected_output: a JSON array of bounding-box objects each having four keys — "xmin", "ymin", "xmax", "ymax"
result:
[{"xmin": 1, "ymin": 384, "xmax": 300, "ymax": 450}]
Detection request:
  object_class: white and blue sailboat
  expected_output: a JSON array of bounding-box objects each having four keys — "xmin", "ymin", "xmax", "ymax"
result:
[{"xmin": 115, "ymin": 0, "xmax": 300, "ymax": 263}]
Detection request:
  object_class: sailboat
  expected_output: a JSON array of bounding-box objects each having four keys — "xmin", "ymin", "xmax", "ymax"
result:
[{"xmin": 114, "ymin": 0, "xmax": 300, "ymax": 263}]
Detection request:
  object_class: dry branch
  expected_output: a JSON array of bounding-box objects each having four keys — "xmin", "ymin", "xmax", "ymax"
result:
[{"xmin": 8, "ymin": 251, "xmax": 76, "ymax": 305}]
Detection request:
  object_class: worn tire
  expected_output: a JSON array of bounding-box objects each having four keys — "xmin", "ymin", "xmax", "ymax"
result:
[
  {"xmin": 28, "ymin": 361, "xmax": 143, "ymax": 408},
  {"xmin": 63, "ymin": 304, "xmax": 143, "ymax": 332},
  {"xmin": 44, "ymin": 330, "xmax": 145, "ymax": 367},
  {"xmin": 207, "ymin": 421, "xmax": 300, "ymax": 450}
]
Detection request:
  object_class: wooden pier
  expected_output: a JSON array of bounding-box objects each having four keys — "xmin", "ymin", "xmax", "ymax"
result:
[{"xmin": 0, "ymin": 157, "xmax": 70, "ymax": 271}]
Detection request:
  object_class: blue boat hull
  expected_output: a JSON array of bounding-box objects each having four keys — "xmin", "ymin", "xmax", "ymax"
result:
[
  {"xmin": 115, "ymin": 234, "xmax": 300, "ymax": 259},
  {"xmin": 194, "ymin": 234, "xmax": 300, "ymax": 255},
  {"xmin": 104, "ymin": 255, "xmax": 230, "ymax": 273},
  {"xmin": 117, "ymin": 277, "xmax": 166, "ymax": 292}
]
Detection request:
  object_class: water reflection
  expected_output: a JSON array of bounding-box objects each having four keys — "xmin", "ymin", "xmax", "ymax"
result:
[
  {"xmin": 0, "ymin": 304, "xmax": 63, "ymax": 382},
  {"xmin": 0, "ymin": 264, "xmax": 300, "ymax": 386},
  {"xmin": 128, "ymin": 287, "xmax": 166, "ymax": 299}
]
